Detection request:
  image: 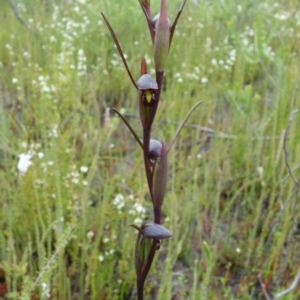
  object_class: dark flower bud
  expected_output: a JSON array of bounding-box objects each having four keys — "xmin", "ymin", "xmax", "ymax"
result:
[
  {"xmin": 149, "ymin": 139, "xmax": 162, "ymax": 160},
  {"xmin": 152, "ymin": 13, "xmax": 171, "ymax": 31},
  {"xmin": 143, "ymin": 223, "xmax": 172, "ymax": 239}
]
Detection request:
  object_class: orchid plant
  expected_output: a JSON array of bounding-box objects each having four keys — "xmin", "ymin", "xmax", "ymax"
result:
[{"xmin": 101, "ymin": 0, "xmax": 201, "ymax": 299}]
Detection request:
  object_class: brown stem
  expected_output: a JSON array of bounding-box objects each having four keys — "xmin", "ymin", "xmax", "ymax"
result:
[
  {"xmin": 153, "ymin": 207, "xmax": 161, "ymax": 224},
  {"xmin": 143, "ymin": 128, "xmax": 153, "ymax": 201},
  {"xmin": 142, "ymin": 240, "xmax": 159, "ymax": 281},
  {"xmin": 137, "ymin": 278, "xmax": 145, "ymax": 300}
]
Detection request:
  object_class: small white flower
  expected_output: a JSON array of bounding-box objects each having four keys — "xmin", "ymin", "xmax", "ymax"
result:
[
  {"xmin": 87, "ymin": 231, "xmax": 94, "ymax": 239},
  {"xmin": 48, "ymin": 125, "xmax": 58, "ymax": 138},
  {"xmin": 113, "ymin": 194, "xmax": 125, "ymax": 211},
  {"xmin": 17, "ymin": 153, "xmax": 32, "ymax": 174},
  {"xmin": 257, "ymin": 166, "xmax": 264, "ymax": 178},
  {"xmin": 236, "ymin": 247, "xmax": 241, "ymax": 253},
  {"xmin": 72, "ymin": 178, "xmax": 79, "ymax": 184},
  {"xmin": 133, "ymin": 217, "xmax": 143, "ymax": 225},
  {"xmin": 41, "ymin": 282, "xmax": 50, "ymax": 298},
  {"xmin": 201, "ymin": 77, "xmax": 208, "ymax": 83},
  {"xmin": 274, "ymin": 12, "xmax": 290, "ymax": 21},
  {"xmin": 98, "ymin": 255, "xmax": 104, "ymax": 262},
  {"xmin": 12, "ymin": 78, "xmax": 18, "ymax": 84},
  {"xmin": 37, "ymin": 152, "xmax": 44, "ymax": 159},
  {"xmin": 50, "ymin": 36, "xmax": 56, "ymax": 42},
  {"xmin": 105, "ymin": 249, "xmax": 115, "ymax": 255},
  {"xmin": 41, "ymin": 85, "xmax": 50, "ymax": 93},
  {"xmin": 21, "ymin": 141, "xmax": 27, "ymax": 149},
  {"xmin": 80, "ymin": 166, "xmax": 88, "ymax": 173},
  {"xmin": 133, "ymin": 203, "xmax": 146, "ymax": 214}
]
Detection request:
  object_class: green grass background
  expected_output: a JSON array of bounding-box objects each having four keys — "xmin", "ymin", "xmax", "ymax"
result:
[{"xmin": 0, "ymin": 0, "xmax": 300, "ymax": 299}]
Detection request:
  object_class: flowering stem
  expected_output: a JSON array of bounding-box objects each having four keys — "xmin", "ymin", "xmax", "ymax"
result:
[
  {"xmin": 143, "ymin": 129, "xmax": 154, "ymax": 201},
  {"xmin": 137, "ymin": 278, "xmax": 145, "ymax": 300}
]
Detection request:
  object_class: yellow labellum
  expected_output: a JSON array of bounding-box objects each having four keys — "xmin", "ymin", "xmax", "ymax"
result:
[{"xmin": 145, "ymin": 90, "xmax": 152, "ymax": 103}]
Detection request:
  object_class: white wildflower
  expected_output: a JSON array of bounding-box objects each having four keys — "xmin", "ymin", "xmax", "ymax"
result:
[
  {"xmin": 41, "ymin": 283, "xmax": 50, "ymax": 298},
  {"xmin": 98, "ymin": 255, "xmax": 104, "ymax": 262},
  {"xmin": 37, "ymin": 152, "xmax": 44, "ymax": 158},
  {"xmin": 17, "ymin": 153, "xmax": 32, "ymax": 174},
  {"xmin": 71, "ymin": 178, "xmax": 79, "ymax": 184},
  {"xmin": 80, "ymin": 166, "xmax": 88, "ymax": 173},
  {"xmin": 87, "ymin": 231, "xmax": 94, "ymax": 239},
  {"xmin": 257, "ymin": 166, "xmax": 264, "ymax": 178}
]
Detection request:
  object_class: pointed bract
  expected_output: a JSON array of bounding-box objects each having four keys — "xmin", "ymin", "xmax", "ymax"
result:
[
  {"xmin": 153, "ymin": 0, "xmax": 170, "ymax": 72},
  {"xmin": 152, "ymin": 139, "xmax": 168, "ymax": 209}
]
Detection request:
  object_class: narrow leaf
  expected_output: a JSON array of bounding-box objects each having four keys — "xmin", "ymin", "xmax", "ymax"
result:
[
  {"xmin": 203, "ymin": 241, "xmax": 212, "ymax": 262},
  {"xmin": 101, "ymin": 13, "xmax": 138, "ymax": 89},
  {"xmin": 170, "ymin": 0, "xmax": 187, "ymax": 48},
  {"xmin": 167, "ymin": 100, "xmax": 202, "ymax": 153},
  {"xmin": 138, "ymin": 1, "xmax": 155, "ymax": 44},
  {"xmin": 112, "ymin": 108, "xmax": 144, "ymax": 150}
]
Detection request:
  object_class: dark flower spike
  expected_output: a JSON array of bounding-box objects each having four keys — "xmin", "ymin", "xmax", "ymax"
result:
[
  {"xmin": 112, "ymin": 108, "xmax": 144, "ymax": 150},
  {"xmin": 167, "ymin": 100, "xmax": 203, "ymax": 153},
  {"xmin": 143, "ymin": 223, "xmax": 172, "ymax": 239},
  {"xmin": 101, "ymin": 13, "xmax": 138, "ymax": 90},
  {"xmin": 169, "ymin": 0, "xmax": 188, "ymax": 48}
]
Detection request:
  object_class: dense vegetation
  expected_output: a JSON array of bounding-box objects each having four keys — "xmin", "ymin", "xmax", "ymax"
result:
[{"xmin": 0, "ymin": 0, "xmax": 299, "ymax": 299}]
